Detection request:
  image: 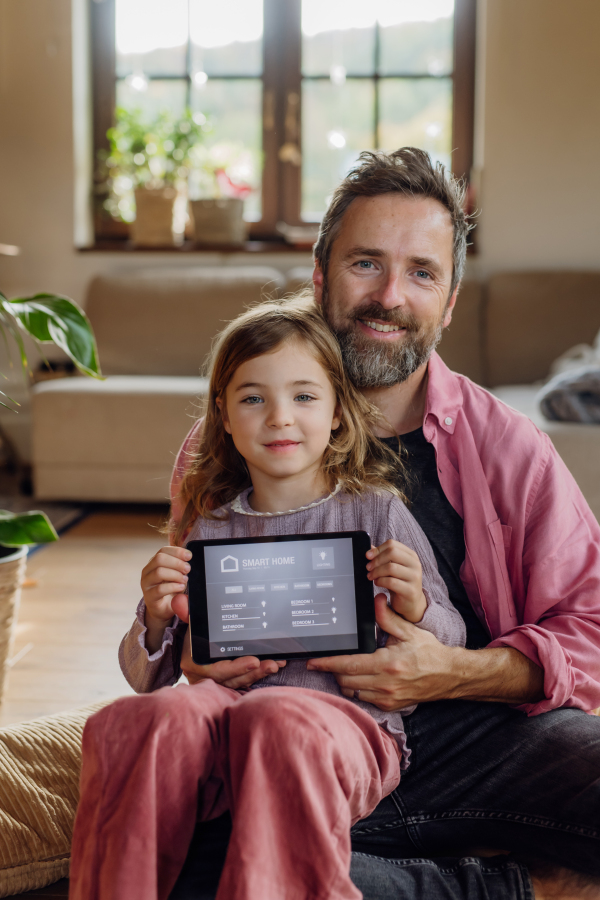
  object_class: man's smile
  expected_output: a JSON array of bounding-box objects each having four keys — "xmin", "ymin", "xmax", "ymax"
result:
[{"xmin": 357, "ymin": 318, "xmax": 406, "ymax": 340}]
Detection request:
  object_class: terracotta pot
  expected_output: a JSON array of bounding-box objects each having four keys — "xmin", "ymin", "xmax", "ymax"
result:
[
  {"xmin": 131, "ymin": 188, "xmax": 177, "ymax": 246},
  {"xmin": 0, "ymin": 546, "xmax": 27, "ymax": 705},
  {"xmin": 190, "ymin": 198, "xmax": 246, "ymax": 246}
]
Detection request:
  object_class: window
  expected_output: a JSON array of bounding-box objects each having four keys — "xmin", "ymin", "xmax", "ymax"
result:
[{"xmin": 91, "ymin": 0, "xmax": 475, "ymax": 244}]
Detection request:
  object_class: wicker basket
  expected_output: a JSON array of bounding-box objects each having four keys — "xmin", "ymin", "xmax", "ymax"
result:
[{"xmin": 0, "ymin": 547, "xmax": 27, "ymax": 705}]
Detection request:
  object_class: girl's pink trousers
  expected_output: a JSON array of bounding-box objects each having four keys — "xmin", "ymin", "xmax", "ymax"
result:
[{"xmin": 69, "ymin": 681, "xmax": 400, "ymax": 900}]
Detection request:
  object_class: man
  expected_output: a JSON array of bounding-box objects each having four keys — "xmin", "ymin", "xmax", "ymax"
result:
[{"xmin": 172, "ymin": 148, "xmax": 600, "ymax": 900}]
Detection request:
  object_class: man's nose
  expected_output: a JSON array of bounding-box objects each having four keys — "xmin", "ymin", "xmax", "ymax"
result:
[{"xmin": 373, "ymin": 272, "xmax": 406, "ymax": 310}]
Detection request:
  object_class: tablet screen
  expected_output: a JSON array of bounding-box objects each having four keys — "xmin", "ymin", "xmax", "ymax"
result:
[{"xmin": 203, "ymin": 535, "xmax": 359, "ymax": 659}]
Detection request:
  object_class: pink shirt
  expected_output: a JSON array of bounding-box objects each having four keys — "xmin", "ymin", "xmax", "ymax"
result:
[{"xmin": 171, "ymin": 352, "xmax": 600, "ymax": 716}]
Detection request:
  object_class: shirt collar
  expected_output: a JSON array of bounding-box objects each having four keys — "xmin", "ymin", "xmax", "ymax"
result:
[{"xmin": 423, "ymin": 351, "xmax": 464, "ymax": 438}]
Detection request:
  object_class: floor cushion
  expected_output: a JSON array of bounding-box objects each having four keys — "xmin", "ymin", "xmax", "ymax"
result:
[{"xmin": 0, "ymin": 701, "xmax": 111, "ymax": 897}]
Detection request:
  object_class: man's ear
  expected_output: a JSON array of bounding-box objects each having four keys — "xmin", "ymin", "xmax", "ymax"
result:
[
  {"xmin": 216, "ymin": 397, "xmax": 232, "ymax": 434},
  {"xmin": 313, "ymin": 265, "xmax": 324, "ymax": 306},
  {"xmin": 443, "ymin": 284, "xmax": 460, "ymax": 329}
]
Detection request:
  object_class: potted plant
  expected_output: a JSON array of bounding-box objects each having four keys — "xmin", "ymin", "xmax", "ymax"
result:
[
  {"xmin": 101, "ymin": 107, "xmax": 210, "ymax": 246},
  {"xmin": 0, "ymin": 289, "xmax": 101, "ymax": 702},
  {"xmin": 188, "ymin": 142, "xmax": 257, "ymax": 246}
]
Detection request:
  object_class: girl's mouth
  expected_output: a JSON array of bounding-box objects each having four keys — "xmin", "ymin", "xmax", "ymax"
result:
[{"xmin": 264, "ymin": 440, "xmax": 300, "ymax": 452}]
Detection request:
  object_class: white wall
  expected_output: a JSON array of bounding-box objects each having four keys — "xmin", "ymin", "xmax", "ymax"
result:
[{"xmin": 475, "ymin": 0, "xmax": 600, "ymax": 274}]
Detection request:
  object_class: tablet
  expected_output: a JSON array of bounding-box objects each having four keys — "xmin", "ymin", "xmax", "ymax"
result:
[{"xmin": 187, "ymin": 531, "xmax": 376, "ymax": 664}]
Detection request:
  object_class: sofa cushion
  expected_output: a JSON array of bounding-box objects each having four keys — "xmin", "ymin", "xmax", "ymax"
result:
[
  {"xmin": 0, "ymin": 701, "xmax": 110, "ymax": 897},
  {"xmin": 31, "ymin": 376, "xmax": 208, "ymax": 502},
  {"xmin": 492, "ymin": 384, "xmax": 600, "ymax": 521},
  {"xmin": 486, "ymin": 272, "xmax": 600, "ymax": 387},
  {"xmin": 86, "ymin": 266, "xmax": 285, "ymax": 377}
]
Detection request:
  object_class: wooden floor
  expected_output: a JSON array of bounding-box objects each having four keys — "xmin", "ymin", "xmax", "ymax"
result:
[
  {"xmin": 1, "ymin": 507, "xmax": 168, "ymax": 895},
  {"xmin": 0, "ymin": 506, "xmax": 168, "ymax": 727}
]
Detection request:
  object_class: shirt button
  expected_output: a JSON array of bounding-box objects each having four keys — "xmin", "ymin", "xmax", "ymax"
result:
[{"xmin": 445, "ymin": 416, "xmax": 453, "ymax": 426}]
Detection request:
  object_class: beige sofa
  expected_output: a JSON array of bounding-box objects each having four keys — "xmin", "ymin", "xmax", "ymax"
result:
[
  {"xmin": 32, "ymin": 266, "xmax": 600, "ymax": 517},
  {"xmin": 32, "ymin": 266, "xmax": 284, "ymax": 502},
  {"xmin": 441, "ymin": 271, "xmax": 600, "ymax": 519}
]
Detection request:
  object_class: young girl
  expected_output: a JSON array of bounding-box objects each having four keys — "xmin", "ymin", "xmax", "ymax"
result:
[{"xmin": 69, "ymin": 300, "xmax": 465, "ymax": 900}]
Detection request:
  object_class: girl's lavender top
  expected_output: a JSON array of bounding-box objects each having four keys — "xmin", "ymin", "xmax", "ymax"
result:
[{"xmin": 119, "ymin": 488, "xmax": 465, "ymax": 769}]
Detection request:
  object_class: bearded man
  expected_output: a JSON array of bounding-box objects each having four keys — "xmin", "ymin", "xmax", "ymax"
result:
[{"xmin": 160, "ymin": 150, "xmax": 600, "ymax": 900}]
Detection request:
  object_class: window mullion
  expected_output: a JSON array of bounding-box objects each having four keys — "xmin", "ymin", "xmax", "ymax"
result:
[
  {"xmin": 263, "ymin": 0, "xmax": 302, "ymax": 228},
  {"xmin": 452, "ymin": 0, "xmax": 476, "ymax": 181}
]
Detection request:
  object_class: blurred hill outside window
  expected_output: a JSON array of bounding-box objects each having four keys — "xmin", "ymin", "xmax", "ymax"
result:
[{"xmin": 91, "ymin": 0, "xmax": 475, "ymax": 242}]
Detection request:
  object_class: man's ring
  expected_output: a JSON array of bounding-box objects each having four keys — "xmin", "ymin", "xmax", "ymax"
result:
[{"xmin": 353, "ymin": 689, "xmax": 361, "ymax": 700}]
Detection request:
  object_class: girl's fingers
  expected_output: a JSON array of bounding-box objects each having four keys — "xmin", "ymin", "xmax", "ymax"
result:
[
  {"xmin": 221, "ymin": 659, "xmax": 286, "ymax": 689},
  {"xmin": 146, "ymin": 583, "xmax": 188, "ymax": 602},
  {"xmin": 171, "ymin": 593, "xmax": 190, "ymax": 622},
  {"xmin": 367, "ymin": 546, "xmax": 418, "ymax": 571},
  {"xmin": 143, "ymin": 566, "xmax": 188, "ymax": 586},
  {"xmin": 372, "ymin": 576, "xmax": 412, "ymax": 596},
  {"xmin": 142, "ymin": 550, "xmax": 191, "ymax": 579}
]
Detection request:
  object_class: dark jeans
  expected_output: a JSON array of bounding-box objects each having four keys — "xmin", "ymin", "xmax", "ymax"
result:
[{"xmin": 169, "ymin": 699, "xmax": 600, "ymax": 899}]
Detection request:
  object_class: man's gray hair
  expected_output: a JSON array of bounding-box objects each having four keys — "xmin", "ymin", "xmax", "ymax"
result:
[{"xmin": 314, "ymin": 147, "xmax": 474, "ymax": 298}]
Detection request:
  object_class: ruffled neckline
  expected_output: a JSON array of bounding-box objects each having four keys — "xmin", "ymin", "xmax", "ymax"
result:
[{"xmin": 231, "ymin": 482, "xmax": 342, "ymax": 517}]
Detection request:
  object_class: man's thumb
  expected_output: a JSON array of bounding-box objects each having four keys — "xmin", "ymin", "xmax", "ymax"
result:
[{"xmin": 374, "ymin": 593, "xmax": 414, "ymax": 640}]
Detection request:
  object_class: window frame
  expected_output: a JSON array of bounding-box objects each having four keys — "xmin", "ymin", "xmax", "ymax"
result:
[{"xmin": 90, "ymin": 0, "xmax": 476, "ymax": 245}]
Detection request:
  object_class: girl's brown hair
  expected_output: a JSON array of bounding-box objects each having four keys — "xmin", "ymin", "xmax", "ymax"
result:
[{"xmin": 172, "ymin": 298, "xmax": 408, "ymax": 545}]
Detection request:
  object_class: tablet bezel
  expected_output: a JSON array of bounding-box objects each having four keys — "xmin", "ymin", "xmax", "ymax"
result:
[{"xmin": 187, "ymin": 530, "xmax": 376, "ymax": 665}]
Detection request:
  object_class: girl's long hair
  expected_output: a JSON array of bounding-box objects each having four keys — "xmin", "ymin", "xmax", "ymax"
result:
[{"xmin": 172, "ymin": 298, "xmax": 408, "ymax": 546}]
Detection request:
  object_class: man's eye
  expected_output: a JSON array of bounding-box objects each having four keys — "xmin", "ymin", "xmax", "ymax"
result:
[
  {"xmin": 416, "ymin": 270, "xmax": 430, "ymax": 279},
  {"xmin": 242, "ymin": 396, "xmax": 263, "ymax": 404},
  {"xmin": 357, "ymin": 260, "xmax": 374, "ymax": 269}
]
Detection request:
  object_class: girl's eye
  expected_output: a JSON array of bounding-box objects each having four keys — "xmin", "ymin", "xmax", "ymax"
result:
[
  {"xmin": 295, "ymin": 393, "xmax": 314, "ymax": 402},
  {"xmin": 242, "ymin": 395, "xmax": 263, "ymax": 404}
]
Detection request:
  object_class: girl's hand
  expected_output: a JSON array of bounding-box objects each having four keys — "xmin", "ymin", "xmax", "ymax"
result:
[
  {"xmin": 141, "ymin": 546, "xmax": 191, "ymax": 652},
  {"xmin": 180, "ymin": 628, "xmax": 286, "ymax": 690},
  {"xmin": 366, "ymin": 540, "xmax": 427, "ymax": 624}
]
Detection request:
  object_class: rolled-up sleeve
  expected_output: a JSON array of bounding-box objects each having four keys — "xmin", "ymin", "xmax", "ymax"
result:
[{"xmin": 489, "ymin": 447, "xmax": 600, "ymax": 715}]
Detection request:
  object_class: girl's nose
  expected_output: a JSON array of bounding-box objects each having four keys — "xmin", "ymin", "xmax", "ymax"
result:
[{"xmin": 266, "ymin": 401, "xmax": 295, "ymax": 428}]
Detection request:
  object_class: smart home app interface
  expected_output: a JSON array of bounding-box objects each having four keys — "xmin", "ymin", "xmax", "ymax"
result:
[{"xmin": 203, "ymin": 537, "xmax": 358, "ymax": 658}]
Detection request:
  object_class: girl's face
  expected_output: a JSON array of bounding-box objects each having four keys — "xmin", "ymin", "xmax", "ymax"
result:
[{"xmin": 219, "ymin": 340, "xmax": 341, "ymax": 485}]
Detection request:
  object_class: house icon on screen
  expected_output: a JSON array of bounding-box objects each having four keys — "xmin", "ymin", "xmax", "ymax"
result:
[{"xmin": 221, "ymin": 555, "xmax": 239, "ymax": 573}]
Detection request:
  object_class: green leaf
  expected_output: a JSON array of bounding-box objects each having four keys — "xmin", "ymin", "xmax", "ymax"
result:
[
  {"xmin": 2, "ymin": 294, "xmax": 103, "ymax": 379},
  {"xmin": 0, "ymin": 510, "xmax": 59, "ymax": 546}
]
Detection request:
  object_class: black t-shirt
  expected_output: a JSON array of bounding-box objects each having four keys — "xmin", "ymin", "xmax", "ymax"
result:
[{"xmin": 381, "ymin": 429, "xmax": 490, "ymax": 650}]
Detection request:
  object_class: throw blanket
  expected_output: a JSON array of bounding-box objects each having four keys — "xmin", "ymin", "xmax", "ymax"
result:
[
  {"xmin": 538, "ymin": 366, "xmax": 600, "ymax": 423},
  {"xmin": 539, "ymin": 327, "xmax": 600, "ymax": 423}
]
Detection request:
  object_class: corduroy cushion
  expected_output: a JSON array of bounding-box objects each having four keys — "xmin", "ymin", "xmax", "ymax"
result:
[{"xmin": 0, "ymin": 701, "xmax": 111, "ymax": 897}]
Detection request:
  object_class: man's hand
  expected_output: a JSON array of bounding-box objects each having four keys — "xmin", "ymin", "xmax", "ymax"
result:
[
  {"xmin": 306, "ymin": 594, "xmax": 545, "ymax": 710},
  {"xmin": 179, "ymin": 628, "xmax": 286, "ymax": 689}
]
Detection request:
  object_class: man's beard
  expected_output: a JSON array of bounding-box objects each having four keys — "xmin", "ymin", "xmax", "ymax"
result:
[{"xmin": 322, "ymin": 291, "xmax": 445, "ymax": 389}]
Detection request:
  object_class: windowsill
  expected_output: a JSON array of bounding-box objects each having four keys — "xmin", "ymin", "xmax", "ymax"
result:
[{"xmin": 79, "ymin": 239, "xmax": 314, "ymax": 254}]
